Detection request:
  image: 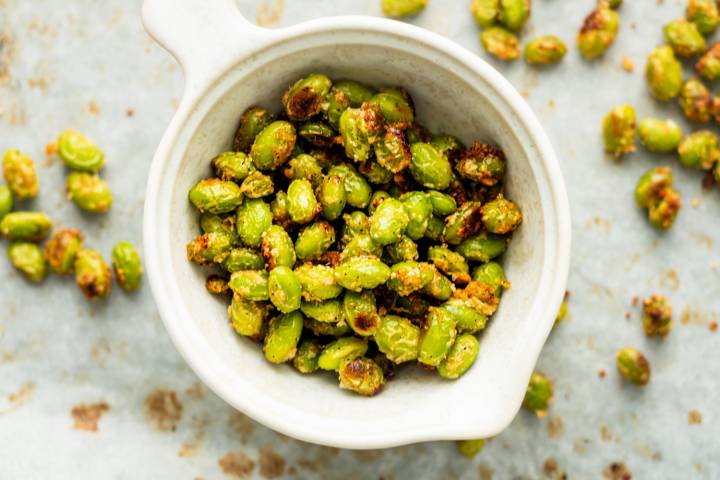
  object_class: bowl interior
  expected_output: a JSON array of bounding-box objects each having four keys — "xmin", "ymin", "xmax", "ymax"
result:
[{"xmin": 150, "ymin": 24, "xmax": 563, "ymax": 447}]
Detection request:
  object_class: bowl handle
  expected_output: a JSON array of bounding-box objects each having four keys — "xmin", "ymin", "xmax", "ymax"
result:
[{"xmin": 142, "ymin": 0, "xmax": 270, "ymax": 97}]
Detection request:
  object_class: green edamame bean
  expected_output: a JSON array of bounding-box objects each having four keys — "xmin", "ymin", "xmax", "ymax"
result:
[
  {"xmin": 0, "ymin": 212, "xmax": 52, "ymax": 242},
  {"xmin": 57, "ymin": 129, "xmax": 105, "ymax": 172},
  {"xmin": 270, "ymin": 191, "xmax": 292, "ymax": 229},
  {"xmin": 66, "ymin": 172, "xmax": 113, "ymax": 214},
  {"xmin": 282, "ymin": 73, "xmax": 332, "ymax": 121},
  {"xmin": 206, "ymin": 275, "xmax": 229, "ymax": 295},
  {"xmin": 696, "ymin": 43, "xmax": 720, "ymax": 80},
  {"xmin": 261, "ymin": 225, "xmax": 296, "ymax": 269},
  {"xmin": 439, "ymin": 299, "xmax": 488, "ymax": 333},
  {"xmin": 523, "ymin": 371, "xmax": 554, "ymax": 414},
  {"xmin": 189, "ymin": 178, "xmax": 243, "ymax": 214},
  {"xmin": 664, "ymin": 19, "xmax": 706, "ymax": 58},
  {"xmin": 443, "ymin": 201, "xmax": 483, "ymax": 245},
  {"xmin": 250, "ymin": 121, "xmax": 297, "ymax": 171},
  {"xmin": 318, "ymin": 175, "xmax": 347, "ymax": 221},
  {"xmin": 602, "ymin": 104, "xmax": 636, "ymax": 158},
  {"xmin": 370, "ymin": 89, "xmax": 415, "ymax": 127},
  {"xmin": 638, "ymin": 118, "xmax": 682, "ymax": 153},
  {"xmin": 401, "ymin": 191, "xmax": 432, "ymax": 240},
  {"xmin": 326, "ymin": 80, "xmax": 376, "ymax": 128},
  {"xmin": 369, "ymin": 198, "xmax": 409, "ymax": 245},
  {"xmin": 293, "ymin": 339, "xmax": 322, "ymax": 373},
  {"xmin": 437, "ymin": 334, "xmax": 479, "ymax": 379},
  {"xmin": 317, "ymin": 337, "xmax": 368, "ymax": 371},
  {"xmin": 472, "ymin": 261, "xmax": 508, "ymax": 297},
  {"xmin": 0, "ymin": 184, "xmax": 12, "ymax": 220},
  {"xmin": 471, "ymin": 0, "xmax": 499, "ymax": 28},
  {"xmin": 228, "ymin": 294, "xmax": 269, "ymax": 339},
  {"xmin": 228, "ymin": 270, "xmax": 269, "ymax": 301},
  {"xmin": 424, "ymin": 216, "xmax": 445, "ymax": 241},
  {"xmin": 456, "ymin": 232, "xmax": 508, "ymax": 263},
  {"xmin": 369, "ymin": 191, "xmax": 391, "ymax": 216},
  {"xmin": 418, "ymin": 307, "xmax": 457, "ymax": 367},
  {"xmin": 456, "ymin": 142, "xmax": 506, "ymax": 186},
  {"xmin": 235, "ymin": 199, "xmax": 272, "ymax": 248},
  {"xmin": 295, "ymin": 221, "xmax": 335, "ymax": 261},
  {"xmin": 338, "ymin": 104, "xmax": 384, "ymax": 163},
  {"xmin": 263, "ymin": 311, "xmax": 304, "ymax": 363},
  {"xmin": 374, "ymin": 315, "xmax": 420, "ymax": 363},
  {"xmin": 679, "ymin": 130, "xmax": 718, "ymax": 169},
  {"xmin": 480, "ymin": 27, "xmax": 521, "ymax": 61},
  {"xmin": 338, "ymin": 357, "xmax": 385, "ymax": 396},
  {"xmin": 199, "ymin": 212, "xmax": 238, "ymax": 244},
  {"xmin": 233, "ymin": 107, "xmax": 274, "ymax": 153},
  {"xmin": 524, "ymin": 35, "xmax": 567, "ymax": 65},
  {"xmin": 646, "ymin": 46, "xmax": 683, "ymax": 101},
  {"xmin": 498, "ymin": 0, "xmax": 530, "ymax": 31},
  {"xmin": 75, "ymin": 249, "xmax": 111, "ymax": 299},
  {"xmin": 359, "ymin": 160, "xmax": 393, "ymax": 185},
  {"xmin": 294, "ymin": 263, "xmax": 344, "ymax": 301},
  {"xmin": 3, "ymin": 149, "xmax": 39, "ymax": 199},
  {"xmin": 343, "ymin": 290, "xmax": 380, "ymax": 336},
  {"xmin": 334, "ymin": 255, "xmax": 391, "ymax": 291},
  {"xmin": 426, "ymin": 190, "xmax": 457, "ymax": 216},
  {"xmin": 616, "ymin": 347, "xmax": 651, "ymax": 385},
  {"xmin": 304, "ymin": 317, "xmax": 352, "ymax": 337},
  {"xmin": 287, "ymin": 179, "xmax": 320, "ymax": 224},
  {"xmin": 342, "ymin": 233, "xmax": 383, "ymax": 258},
  {"xmin": 687, "ymin": 0, "xmax": 719, "ymax": 36},
  {"xmin": 44, "ymin": 228, "xmax": 83, "ymax": 275},
  {"xmin": 385, "ymin": 236, "xmax": 419, "ymax": 263},
  {"xmin": 301, "ymin": 299, "xmax": 344, "ymax": 323},
  {"xmin": 111, "ymin": 241, "xmax": 143, "ymax": 292},
  {"xmin": 577, "ymin": 7, "xmax": 619, "ymax": 60},
  {"xmin": 186, "ymin": 232, "xmax": 232, "ymax": 265},
  {"xmin": 457, "ymin": 439, "xmax": 485, "ymax": 459},
  {"xmin": 341, "ymin": 211, "xmax": 370, "ymax": 241},
  {"xmin": 421, "ymin": 266, "xmax": 454, "ymax": 301},
  {"xmin": 409, "ymin": 143, "xmax": 452, "ymax": 190},
  {"xmin": 284, "ymin": 153, "xmax": 324, "ymax": 188},
  {"xmin": 375, "ymin": 126, "xmax": 412, "ymax": 174},
  {"xmin": 635, "ymin": 166, "xmax": 673, "ymax": 208},
  {"xmin": 328, "ymin": 164, "xmax": 372, "ymax": 209},
  {"xmin": 381, "ymin": 0, "xmax": 427, "ymax": 17},
  {"xmin": 680, "ymin": 78, "xmax": 713, "ymax": 123},
  {"xmin": 268, "ymin": 266, "xmax": 302, "ymax": 313},
  {"xmin": 481, "ymin": 197, "xmax": 523, "ymax": 234},
  {"xmin": 387, "ymin": 261, "xmax": 434, "ymax": 296},
  {"xmin": 430, "ymin": 135, "xmax": 463, "ymax": 159},
  {"xmin": 239, "ymin": 171, "xmax": 274, "ymax": 198},
  {"xmin": 428, "ymin": 246, "xmax": 471, "ymax": 285},
  {"xmin": 298, "ymin": 122, "xmax": 337, "ymax": 149},
  {"xmin": 8, "ymin": 242, "xmax": 47, "ymax": 282}
]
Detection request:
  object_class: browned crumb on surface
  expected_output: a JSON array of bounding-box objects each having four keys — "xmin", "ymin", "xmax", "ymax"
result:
[
  {"xmin": 45, "ymin": 141, "xmax": 58, "ymax": 157},
  {"xmin": 256, "ymin": 0, "xmax": 285, "ymax": 27},
  {"xmin": 603, "ymin": 461, "xmax": 632, "ymax": 479},
  {"xmin": 185, "ymin": 381, "xmax": 205, "ymax": 401},
  {"xmin": 520, "ymin": 90, "xmax": 530, "ymax": 98},
  {"xmin": 600, "ymin": 423, "xmax": 614, "ymax": 442},
  {"xmin": 585, "ymin": 216, "xmax": 611, "ymax": 233},
  {"xmin": 621, "ymin": 56, "xmax": 634, "ymax": 72},
  {"xmin": 478, "ymin": 464, "xmax": 494, "ymax": 480},
  {"xmin": 631, "ymin": 296, "xmax": 639, "ymax": 307},
  {"xmin": 219, "ymin": 451, "xmax": 255, "ymax": 478},
  {"xmin": 87, "ymin": 100, "xmax": 100, "ymax": 115},
  {"xmin": 542, "ymin": 458, "xmax": 567, "ymax": 480},
  {"xmin": 548, "ymin": 100, "xmax": 556, "ymax": 109},
  {"xmin": 598, "ymin": 368, "xmax": 607, "ymax": 378},
  {"xmin": 144, "ymin": 389, "xmax": 183, "ymax": 432},
  {"xmin": 126, "ymin": 107, "xmax": 134, "ymax": 117},
  {"xmin": 228, "ymin": 411, "xmax": 256, "ymax": 443},
  {"xmin": 71, "ymin": 402, "xmax": 110, "ymax": 432},
  {"xmin": 680, "ymin": 306, "xmax": 718, "ymax": 326},
  {"xmin": 546, "ymin": 415, "xmax": 564, "ymax": 439},
  {"xmin": 709, "ymin": 321, "xmax": 718, "ymax": 332},
  {"xmin": 259, "ymin": 444, "xmax": 285, "ymax": 478},
  {"xmin": 688, "ymin": 409, "xmax": 703, "ymax": 425},
  {"xmin": 0, "ymin": 33, "xmax": 16, "ymax": 85},
  {"xmin": 1, "ymin": 382, "xmax": 35, "ymax": 413},
  {"xmin": 625, "ymin": 312, "xmax": 631, "ymax": 320},
  {"xmin": 691, "ymin": 197, "xmax": 700, "ymax": 208}
]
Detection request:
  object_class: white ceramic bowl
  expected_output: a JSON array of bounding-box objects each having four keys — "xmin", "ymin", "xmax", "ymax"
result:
[{"xmin": 142, "ymin": 0, "xmax": 571, "ymax": 449}]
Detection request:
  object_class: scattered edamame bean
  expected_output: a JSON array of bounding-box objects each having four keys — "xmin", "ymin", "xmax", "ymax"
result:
[
  {"xmin": 3, "ymin": 148, "xmax": 39, "ymax": 200},
  {"xmin": 57, "ymin": 129, "xmax": 105, "ymax": 172},
  {"xmin": 679, "ymin": 77, "xmax": 713, "ymax": 123},
  {"xmin": 687, "ymin": 0, "xmax": 719, "ymax": 36},
  {"xmin": 616, "ymin": 347, "xmax": 651, "ymax": 385},
  {"xmin": 480, "ymin": 26, "xmax": 521, "ymax": 61},
  {"xmin": 8, "ymin": 241, "xmax": 47, "ymax": 282},
  {"xmin": 111, "ymin": 241, "xmax": 143, "ymax": 292},
  {"xmin": 695, "ymin": 42, "xmax": 720, "ymax": 80},
  {"xmin": 44, "ymin": 228, "xmax": 83, "ymax": 275},
  {"xmin": 642, "ymin": 294, "xmax": 673, "ymax": 337},
  {"xmin": 664, "ymin": 19, "xmax": 706, "ymax": 58},
  {"xmin": 522, "ymin": 371, "xmax": 553, "ymax": 416},
  {"xmin": 638, "ymin": 118, "xmax": 682, "ymax": 153},
  {"xmin": 381, "ymin": 0, "xmax": 427, "ymax": 18},
  {"xmin": 577, "ymin": 6, "xmax": 619, "ymax": 60},
  {"xmin": 0, "ymin": 185, "xmax": 13, "ymax": 221},
  {"xmin": 75, "ymin": 249, "xmax": 112, "ymax": 299},
  {"xmin": 0, "ymin": 212, "xmax": 52, "ymax": 242},
  {"xmin": 524, "ymin": 35, "xmax": 567, "ymax": 65},
  {"xmin": 602, "ymin": 104, "xmax": 636, "ymax": 158},
  {"xmin": 645, "ymin": 46, "xmax": 683, "ymax": 101}
]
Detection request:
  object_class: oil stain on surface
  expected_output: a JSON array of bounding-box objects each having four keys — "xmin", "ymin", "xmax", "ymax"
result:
[
  {"xmin": 144, "ymin": 389, "xmax": 184, "ymax": 432},
  {"xmin": 71, "ymin": 402, "xmax": 111, "ymax": 432},
  {"xmin": 218, "ymin": 451, "xmax": 255, "ymax": 478}
]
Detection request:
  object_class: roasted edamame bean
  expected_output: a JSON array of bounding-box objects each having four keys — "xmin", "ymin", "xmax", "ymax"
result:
[
  {"xmin": 268, "ymin": 266, "xmax": 302, "ymax": 313},
  {"xmin": 437, "ymin": 334, "xmax": 479, "ymax": 379},
  {"xmin": 318, "ymin": 337, "xmax": 368, "ymax": 371},
  {"xmin": 8, "ymin": 242, "xmax": 47, "ymax": 282},
  {"xmin": 75, "ymin": 249, "xmax": 112, "ymax": 299},
  {"xmin": 577, "ymin": 6, "xmax": 619, "ymax": 60},
  {"xmin": 523, "ymin": 371, "xmax": 554, "ymax": 415},
  {"xmin": 57, "ymin": 129, "xmax": 105, "ymax": 172},
  {"xmin": 189, "ymin": 178, "xmax": 243, "ymax": 214},
  {"xmin": 338, "ymin": 357, "xmax": 385, "ymax": 396},
  {"xmin": 0, "ymin": 212, "xmax": 52, "ymax": 242},
  {"xmin": 112, "ymin": 241, "xmax": 143, "ymax": 292},
  {"xmin": 264, "ymin": 311, "xmax": 304, "ymax": 363},
  {"xmin": 233, "ymin": 107, "xmax": 274, "ymax": 153},
  {"xmin": 616, "ymin": 347, "xmax": 651, "ymax": 385},
  {"xmin": 374, "ymin": 314, "xmax": 420, "ymax": 363},
  {"xmin": 3, "ymin": 149, "xmax": 39, "ymax": 199},
  {"xmin": 343, "ymin": 290, "xmax": 380, "ymax": 336},
  {"xmin": 418, "ymin": 307, "xmax": 457, "ymax": 367},
  {"xmin": 0, "ymin": 185, "xmax": 12, "ymax": 221},
  {"xmin": 44, "ymin": 228, "xmax": 83, "ymax": 275}
]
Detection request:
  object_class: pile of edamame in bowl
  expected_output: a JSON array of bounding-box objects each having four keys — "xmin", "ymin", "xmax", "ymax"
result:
[{"xmin": 185, "ymin": 74, "xmax": 523, "ymax": 396}]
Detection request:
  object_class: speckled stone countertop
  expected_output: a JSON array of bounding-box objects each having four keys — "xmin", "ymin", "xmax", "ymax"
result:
[{"xmin": 1, "ymin": 0, "xmax": 719, "ymax": 478}]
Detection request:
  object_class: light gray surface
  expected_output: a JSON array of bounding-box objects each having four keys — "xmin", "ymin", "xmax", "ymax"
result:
[{"xmin": 0, "ymin": 0, "xmax": 718, "ymax": 478}]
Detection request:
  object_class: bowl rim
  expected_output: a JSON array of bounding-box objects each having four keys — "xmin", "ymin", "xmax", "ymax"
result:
[{"xmin": 143, "ymin": 15, "xmax": 572, "ymax": 449}]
